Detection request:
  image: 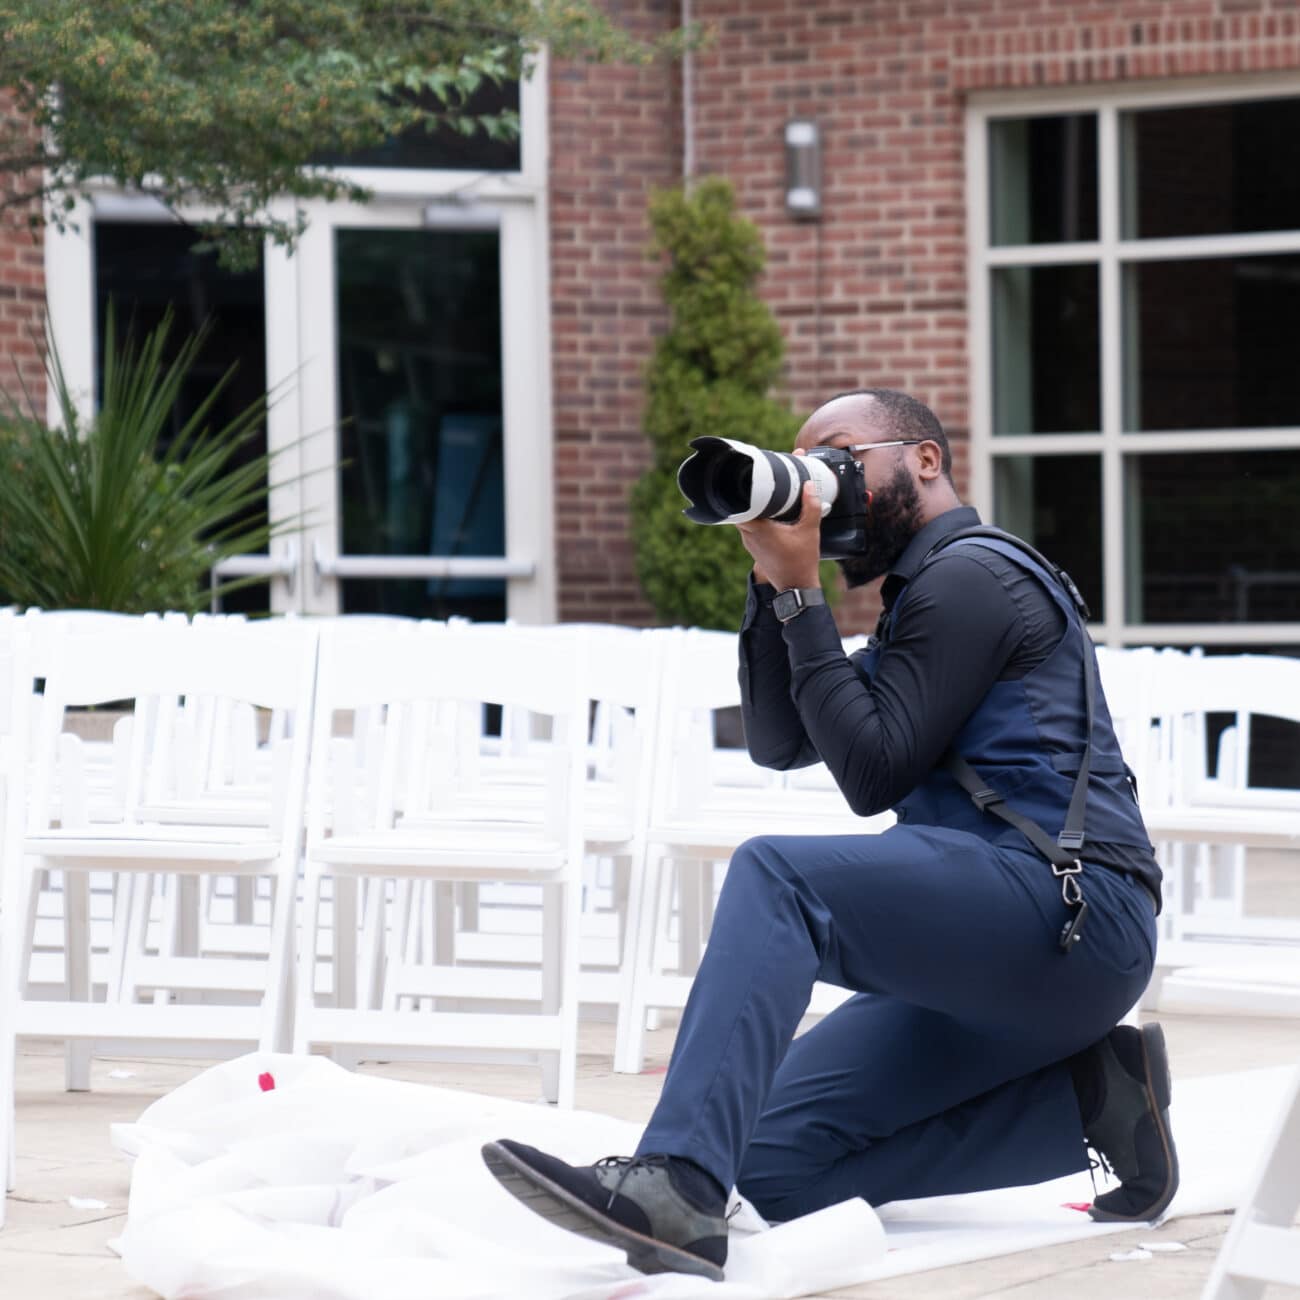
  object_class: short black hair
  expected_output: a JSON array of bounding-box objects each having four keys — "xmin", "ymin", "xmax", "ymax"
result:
[{"xmin": 831, "ymin": 387, "xmax": 953, "ymax": 480}]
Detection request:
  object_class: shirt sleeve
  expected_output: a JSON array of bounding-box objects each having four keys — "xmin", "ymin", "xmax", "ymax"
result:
[
  {"xmin": 745, "ymin": 553, "xmax": 1032, "ymax": 816},
  {"xmin": 738, "ymin": 574, "xmax": 823, "ymax": 770}
]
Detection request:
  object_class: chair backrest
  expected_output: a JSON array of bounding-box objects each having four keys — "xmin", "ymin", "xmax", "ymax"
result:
[
  {"xmin": 1150, "ymin": 651, "xmax": 1300, "ymax": 799},
  {"xmin": 307, "ymin": 620, "xmax": 589, "ymax": 848},
  {"xmin": 31, "ymin": 618, "xmax": 319, "ymax": 842}
]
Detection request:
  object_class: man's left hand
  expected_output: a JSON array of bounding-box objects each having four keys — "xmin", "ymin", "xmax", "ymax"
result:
[{"xmin": 734, "ymin": 479, "xmax": 824, "ymax": 592}]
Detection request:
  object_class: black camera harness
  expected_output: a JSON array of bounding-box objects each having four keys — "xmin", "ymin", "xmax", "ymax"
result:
[{"xmin": 907, "ymin": 526, "xmax": 1098, "ymax": 954}]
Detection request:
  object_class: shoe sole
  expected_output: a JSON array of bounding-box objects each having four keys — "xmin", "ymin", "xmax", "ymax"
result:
[
  {"xmin": 1088, "ymin": 1022, "xmax": 1180, "ymax": 1224},
  {"xmin": 480, "ymin": 1141, "xmax": 726, "ymax": 1283}
]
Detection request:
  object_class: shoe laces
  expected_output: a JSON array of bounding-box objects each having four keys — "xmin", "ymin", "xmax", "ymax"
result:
[
  {"xmin": 1086, "ymin": 1146, "xmax": 1115, "ymax": 1199},
  {"xmin": 594, "ymin": 1154, "xmax": 669, "ymax": 1211}
]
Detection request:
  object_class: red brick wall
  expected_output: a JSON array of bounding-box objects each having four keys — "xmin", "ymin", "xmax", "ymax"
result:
[
  {"xmin": 548, "ymin": 2, "xmax": 681, "ymax": 625},
  {"xmin": 0, "ymin": 91, "xmax": 46, "ymax": 416},
  {"xmin": 550, "ymin": 0, "xmax": 1300, "ymax": 632}
]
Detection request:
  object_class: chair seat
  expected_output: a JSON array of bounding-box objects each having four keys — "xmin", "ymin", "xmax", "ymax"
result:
[
  {"xmin": 313, "ymin": 831, "xmax": 570, "ymax": 875},
  {"xmin": 24, "ymin": 825, "xmax": 282, "ymax": 866},
  {"xmin": 1144, "ymin": 803, "xmax": 1300, "ymax": 848}
]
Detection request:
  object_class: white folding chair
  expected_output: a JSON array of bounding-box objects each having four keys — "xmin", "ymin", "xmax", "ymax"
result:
[
  {"xmin": 0, "ymin": 615, "xmax": 318, "ymax": 1180},
  {"xmin": 1202, "ymin": 1065, "xmax": 1300, "ymax": 1298},
  {"xmin": 293, "ymin": 620, "xmax": 590, "ymax": 1105},
  {"xmin": 1139, "ymin": 651, "xmax": 1300, "ymax": 1014},
  {"xmin": 615, "ymin": 627, "xmax": 894, "ymax": 1074}
]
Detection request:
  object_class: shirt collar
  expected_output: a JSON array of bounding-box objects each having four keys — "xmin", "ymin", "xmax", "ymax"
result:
[{"xmin": 880, "ymin": 505, "xmax": 983, "ymax": 609}]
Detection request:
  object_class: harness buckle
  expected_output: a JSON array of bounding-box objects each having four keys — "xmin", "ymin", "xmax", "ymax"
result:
[
  {"xmin": 1050, "ymin": 858, "xmax": 1083, "ymax": 878},
  {"xmin": 1057, "ymin": 830, "xmax": 1085, "ymax": 851},
  {"xmin": 971, "ymin": 787, "xmax": 1003, "ymax": 812}
]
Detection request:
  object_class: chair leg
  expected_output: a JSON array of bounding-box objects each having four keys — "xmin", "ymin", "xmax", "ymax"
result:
[
  {"xmin": 615, "ymin": 845, "xmax": 668, "ymax": 1076},
  {"xmin": 292, "ymin": 868, "xmax": 323, "ymax": 1056},
  {"xmin": 539, "ymin": 882, "xmax": 564, "ymax": 1105},
  {"xmin": 260, "ymin": 870, "xmax": 297, "ymax": 1054},
  {"xmin": 556, "ymin": 877, "xmax": 583, "ymax": 1110},
  {"xmin": 332, "ymin": 877, "xmax": 358, "ymax": 1011},
  {"xmin": 117, "ymin": 873, "xmax": 156, "ymax": 1007},
  {"xmin": 63, "ymin": 871, "xmax": 92, "ymax": 1092}
]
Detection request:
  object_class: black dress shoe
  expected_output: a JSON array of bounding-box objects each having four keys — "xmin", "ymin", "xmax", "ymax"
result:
[
  {"xmin": 482, "ymin": 1140, "xmax": 728, "ymax": 1281},
  {"xmin": 1078, "ymin": 1022, "xmax": 1180, "ymax": 1222}
]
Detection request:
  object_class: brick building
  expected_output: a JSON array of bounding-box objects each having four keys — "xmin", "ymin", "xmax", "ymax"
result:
[{"xmin": 13, "ymin": 2, "xmax": 1300, "ymax": 647}]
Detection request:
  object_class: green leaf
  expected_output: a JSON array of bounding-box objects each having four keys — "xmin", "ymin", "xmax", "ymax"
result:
[{"xmin": 0, "ymin": 305, "xmax": 304, "ymax": 614}]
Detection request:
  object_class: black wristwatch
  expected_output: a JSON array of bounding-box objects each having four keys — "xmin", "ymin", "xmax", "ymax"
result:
[{"xmin": 772, "ymin": 587, "xmax": 826, "ymax": 624}]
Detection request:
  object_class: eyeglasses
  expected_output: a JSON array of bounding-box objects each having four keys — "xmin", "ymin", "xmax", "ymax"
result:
[{"xmin": 842, "ymin": 440, "xmax": 922, "ymax": 454}]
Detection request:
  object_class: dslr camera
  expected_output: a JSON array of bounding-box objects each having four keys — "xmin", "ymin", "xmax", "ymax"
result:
[{"xmin": 676, "ymin": 437, "xmax": 869, "ymax": 559}]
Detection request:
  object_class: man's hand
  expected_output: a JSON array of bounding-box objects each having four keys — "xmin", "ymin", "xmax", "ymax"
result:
[{"xmin": 735, "ymin": 478, "xmax": 824, "ymax": 592}]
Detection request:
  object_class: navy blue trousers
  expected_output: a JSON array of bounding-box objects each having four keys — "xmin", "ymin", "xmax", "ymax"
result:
[{"xmin": 635, "ymin": 826, "xmax": 1157, "ymax": 1221}]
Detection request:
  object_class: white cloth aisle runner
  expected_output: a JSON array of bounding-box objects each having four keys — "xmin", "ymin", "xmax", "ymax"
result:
[{"xmin": 109, "ymin": 1055, "xmax": 1295, "ymax": 1300}]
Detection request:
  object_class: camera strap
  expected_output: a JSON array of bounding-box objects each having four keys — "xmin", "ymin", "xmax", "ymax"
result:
[{"xmin": 918, "ymin": 527, "xmax": 1095, "ymax": 953}]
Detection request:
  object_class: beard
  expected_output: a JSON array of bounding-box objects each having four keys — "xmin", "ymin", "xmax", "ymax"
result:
[{"xmin": 837, "ymin": 464, "xmax": 924, "ymax": 589}]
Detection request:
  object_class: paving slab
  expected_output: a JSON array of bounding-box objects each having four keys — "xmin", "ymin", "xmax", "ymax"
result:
[{"xmin": 2, "ymin": 1010, "xmax": 1295, "ymax": 1298}]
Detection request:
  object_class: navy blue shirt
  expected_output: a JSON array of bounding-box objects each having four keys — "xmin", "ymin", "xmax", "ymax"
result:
[{"xmin": 739, "ymin": 506, "xmax": 1161, "ymax": 901}]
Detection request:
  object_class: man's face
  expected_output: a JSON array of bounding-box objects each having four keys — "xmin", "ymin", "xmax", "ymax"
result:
[
  {"xmin": 794, "ymin": 394, "xmax": 925, "ymax": 588},
  {"xmin": 836, "ymin": 460, "xmax": 923, "ymax": 588}
]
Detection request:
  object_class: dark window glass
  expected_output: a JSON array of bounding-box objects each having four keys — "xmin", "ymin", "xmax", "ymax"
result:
[
  {"xmin": 316, "ymin": 81, "xmax": 521, "ymax": 172},
  {"xmin": 1125, "ymin": 450, "xmax": 1300, "ymax": 623},
  {"xmin": 1123, "ymin": 98, "xmax": 1300, "ymax": 239},
  {"xmin": 336, "ymin": 227, "xmax": 505, "ymax": 622},
  {"xmin": 992, "ymin": 264, "xmax": 1100, "ymax": 434},
  {"xmin": 94, "ymin": 221, "xmax": 268, "ymax": 614},
  {"xmin": 1126, "ymin": 255, "xmax": 1300, "ymax": 432},
  {"xmin": 993, "ymin": 454, "xmax": 1103, "ymax": 614},
  {"xmin": 989, "ymin": 114, "xmax": 1098, "ymax": 245}
]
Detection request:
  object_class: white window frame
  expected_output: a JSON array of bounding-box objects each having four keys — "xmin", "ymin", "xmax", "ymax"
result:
[
  {"xmin": 967, "ymin": 74, "xmax": 1300, "ymax": 648},
  {"xmin": 43, "ymin": 56, "xmax": 554, "ymax": 622}
]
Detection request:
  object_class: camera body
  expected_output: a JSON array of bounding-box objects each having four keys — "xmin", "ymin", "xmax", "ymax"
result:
[{"xmin": 676, "ymin": 436, "xmax": 870, "ymax": 559}]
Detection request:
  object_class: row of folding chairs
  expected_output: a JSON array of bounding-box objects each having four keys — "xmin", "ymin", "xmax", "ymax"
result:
[
  {"xmin": 0, "ymin": 609, "xmax": 886, "ymax": 1225},
  {"xmin": 1, "ymin": 612, "xmax": 1295, "ymax": 1228}
]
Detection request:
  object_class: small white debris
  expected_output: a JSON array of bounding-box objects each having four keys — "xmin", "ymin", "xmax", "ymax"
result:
[
  {"xmin": 107, "ymin": 1069, "xmax": 135, "ymax": 1080},
  {"xmin": 1109, "ymin": 1247, "xmax": 1153, "ymax": 1262},
  {"xmin": 1139, "ymin": 1241, "xmax": 1188, "ymax": 1252},
  {"xmin": 68, "ymin": 1196, "xmax": 108, "ymax": 1211}
]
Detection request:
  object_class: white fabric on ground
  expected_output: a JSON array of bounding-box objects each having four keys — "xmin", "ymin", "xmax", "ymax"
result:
[{"xmin": 109, "ymin": 1054, "xmax": 1295, "ymax": 1299}]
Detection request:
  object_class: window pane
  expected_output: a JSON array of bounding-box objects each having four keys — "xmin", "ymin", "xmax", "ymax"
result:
[
  {"xmin": 1122, "ymin": 98, "xmax": 1300, "ymax": 239},
  {"xmin": 94, "ymin": 221, "xmax": 269, "ymax": 615},
  {"xmin": 993, "ymin": 454, "xmax": 1103, "ymax": 614},
  {"xmin": 1125, "ymin": 450, "xmax": 1300, "ymax": 623},
  {"xmin": 316, "ymin": 81, "xmax": 521, "ymax": 172},
  {"xmin": 992, "ymin": 264, "xmax": 1100, "ymax": 434},
  {"xmin": 989, "ymin": 114, "xmax": 1098, "ymax": 245},
  {"xmin": 1126, "ymin": 256, "xmax": 1300, "ymax": 432},
  {"xmin": 336, "ymin": 227, "xmax": 505, "ymax": 622}
]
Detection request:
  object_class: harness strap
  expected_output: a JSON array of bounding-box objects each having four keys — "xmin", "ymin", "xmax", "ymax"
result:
[{"xmin": 916, "ymin": 526, "xmax": 1097, "ymax": 952}]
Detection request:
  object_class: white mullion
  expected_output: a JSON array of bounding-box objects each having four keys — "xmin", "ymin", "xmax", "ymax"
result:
[
  {"xmin": 1119, "ymin": 231, "xmax": 1300, "ymax": 262},
  {"xmin": 987, "ymin": 433, "xmax": 1103, "ymax": 456},
  {"xmin": 985, "ymin": 242, "xmax": 1100, "ymax": 267},
  {"xmin": 1113, "ymin": 428, "xmax": 1300, "ymax": 453},
  {"xmin": 1098, "ymin": 104, "xmax": 1125, "ymax": 646},
  {"xmin": 966, "ymin": 107, "xmax": 993, "ymax": 518},
  {"xmin": 1122, "ymin": 624, "xmax": 1300, "ymax": 648}
]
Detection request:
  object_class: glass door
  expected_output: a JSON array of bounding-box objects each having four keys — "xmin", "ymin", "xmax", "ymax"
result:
[{"xmin": 273, "ymin": 198, "xmax": 551, "ymax": 622}]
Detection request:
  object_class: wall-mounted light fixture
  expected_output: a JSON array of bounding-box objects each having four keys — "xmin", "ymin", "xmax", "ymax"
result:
[{"xmin": 784, "ymin": 119, "xmax": 822, "ymax": 220}]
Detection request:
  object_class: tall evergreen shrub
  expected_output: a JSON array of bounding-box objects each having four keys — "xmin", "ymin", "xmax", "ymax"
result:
[{"xmin": 630, "ymin": 178, "xmax": 801, "ymax": 630}]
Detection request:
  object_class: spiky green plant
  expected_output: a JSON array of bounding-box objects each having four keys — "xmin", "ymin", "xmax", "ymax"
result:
[{"xmin": 0, "ymin": 309, "xmax": 292, "ymax": 612}]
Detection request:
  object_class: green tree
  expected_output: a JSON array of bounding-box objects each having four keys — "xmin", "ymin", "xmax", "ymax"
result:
[
  {"xmin": 630, "ymin": 178, "xmax": 803, "ymax": 630},
  {"xmin": 0, "ymin": 1, "xmax": 685, "ymax": 266}
]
